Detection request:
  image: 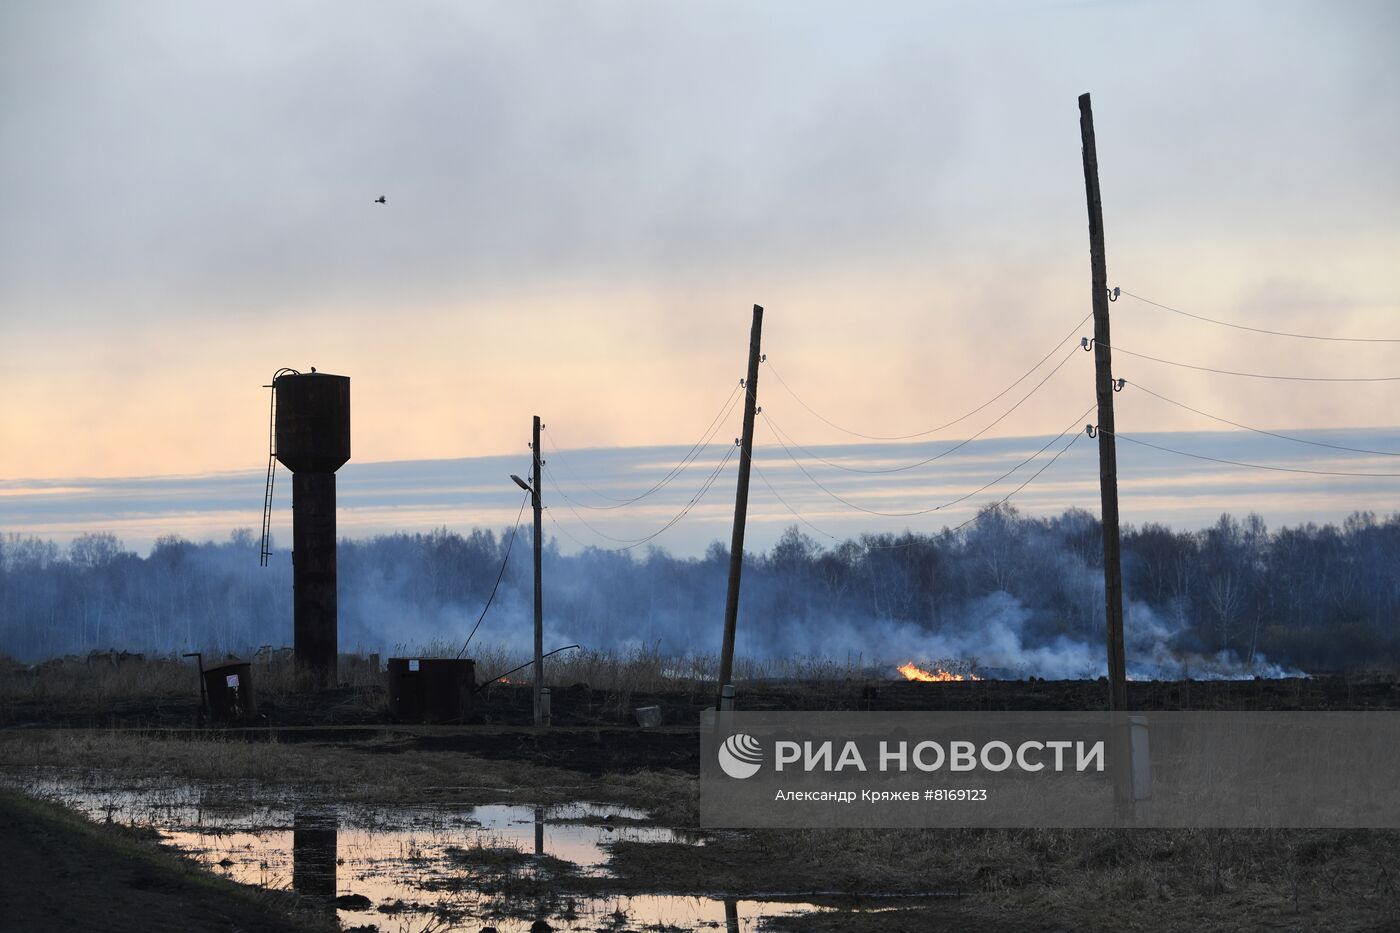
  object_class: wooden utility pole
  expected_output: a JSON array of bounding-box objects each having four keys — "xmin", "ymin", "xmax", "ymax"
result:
[
  {"xmin": 532, "ymin": 414, "xmax": 545, "ymax": 726},
  {"xmin": 1079, "ymin": 93, "xmax": 1129, "ymax": 714},
  {"xmin": 717, "ymin": 305, "xmax": 764, "ymax": 708}
]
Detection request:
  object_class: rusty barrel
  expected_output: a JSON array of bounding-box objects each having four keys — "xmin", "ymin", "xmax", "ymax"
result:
[{"xmin": 387, "ymin": 658, "xmax": 475, "ymax": 723}]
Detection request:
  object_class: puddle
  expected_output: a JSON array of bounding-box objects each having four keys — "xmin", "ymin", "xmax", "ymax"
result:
[{"xmin": 11, "ymin": 773, "xmax": 828, "ymax": 932}]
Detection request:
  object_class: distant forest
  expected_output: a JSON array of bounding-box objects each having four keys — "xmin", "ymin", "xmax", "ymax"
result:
[{"xmin": 2, "ymin": 505, "xmax": 1398, "ymax": 675}]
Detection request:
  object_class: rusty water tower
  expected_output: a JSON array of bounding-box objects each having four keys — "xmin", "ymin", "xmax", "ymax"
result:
[{"xmin": 261, "ymin": 368, "xmax": 349, "ymax": 688}]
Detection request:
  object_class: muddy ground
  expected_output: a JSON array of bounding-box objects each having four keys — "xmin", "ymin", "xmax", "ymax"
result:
[
  {"xmin": 4, "ymin": 674, "xmax": 1400, "ymax": 932},
  {"xmin": 0, "ymin": 786, "xmax": 335, "ymax": 933}
]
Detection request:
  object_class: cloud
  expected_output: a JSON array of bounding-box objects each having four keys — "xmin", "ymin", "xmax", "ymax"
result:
[
  {"xmin": 2, "ymin": 426, "xmax": 1397, "ymax": 557},
  {"xmin": 0, "ymin": 1, "xmax": 1395, "ymax": 482}
]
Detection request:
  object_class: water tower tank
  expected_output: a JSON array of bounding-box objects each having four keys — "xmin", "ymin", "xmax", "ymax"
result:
[{"xmin": 274, "ymin": 373, "xmax": 350, "ymax": 473}]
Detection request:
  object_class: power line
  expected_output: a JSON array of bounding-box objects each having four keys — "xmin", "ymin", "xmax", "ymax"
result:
[
  {"xmin": 544, "ymin": 508, "xmax": 597, "ymax": 552},
  {"xmin": 761, "ymin": 404, "xmax": 1097, "ymax": 518},
  {"xmin": 456, "ymin": 491, "xmax": 531, "ymax": 659},
  {"xmin": 1101, "ymin": 343, "xmax": 1400, "ymax": 382},
  {"xmin": 1124, "ymin": 379, "xmax": 1400, "ymax": 457},
  {"xmin": 757, "ymin": 421, "xmax": 1088, "ymax": 549},
  {"xmin": 573, "ymin": 444, "xmax": 735, "ymax": 551},
  {"xmin": 751, "ymin": 460, "xmax": 838, "ymax": 541},
  {"xmin": 945, "ymin": 425, "xmax": 1086, "ymax": 531},
  {"xmin": 1120, "ymin": 289, "xmax": 1400, "ymax": 344},
  {"xmin": 1102, "ymin": 429, "xmax": 1400, "ymax": 478},
  {"xmin": 545, "ymin": 444, "xmax": 738, "ymax": 550},
  {"xmin": 542, "ymin": 380, "xmax": 742, "ymax": 508},
  {"xmin": 762, "ymin": 344, "xmax": 1081, "ymax": 475},
  {"xmin": 765, "ymin": 311, "xmax": 1093, "ymax": 441},
  {"xmin": 543, "ymin": 381, "xmax": 740, "ymax": 507},
  {"xmin": 535, "ymin": 371, "xmax": 744, "ymax": 551}
]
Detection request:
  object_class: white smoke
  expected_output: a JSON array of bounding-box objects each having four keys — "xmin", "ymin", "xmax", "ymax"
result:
[{"xmin": 842, "ymin": 591, "xmax": 1305, "ymax": 681}]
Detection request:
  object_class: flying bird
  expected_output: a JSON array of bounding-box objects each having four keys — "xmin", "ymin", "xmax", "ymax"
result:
[{"xmin": 374, "ymin": 196, "xmax": 386, "ymax": 204}]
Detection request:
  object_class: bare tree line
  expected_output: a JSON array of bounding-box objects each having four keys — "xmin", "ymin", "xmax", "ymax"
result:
[{"xmin": 2, "ymin": 505, "xmax": 1397, "ymax": 673}]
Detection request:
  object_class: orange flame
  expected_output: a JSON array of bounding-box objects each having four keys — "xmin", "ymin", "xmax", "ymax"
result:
[{"xmin": 897, "ymin": 662, "xmax": 982, "ymax": 682}]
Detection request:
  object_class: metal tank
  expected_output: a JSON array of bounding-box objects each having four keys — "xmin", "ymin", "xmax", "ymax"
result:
[
  {"xmin": 274, "ymin": 373, "xmax": 350, "ymax": 473},
  {"xmin": 386, "ymin": 657, "xmax": 477, "ymax": 723},
  {"xmin": 273, "ymin": 371, "xmax": 350, "ymax": 688},
  {"xmin": 201, "ymin": 659, "xmax": 257, "ymax": 723}
]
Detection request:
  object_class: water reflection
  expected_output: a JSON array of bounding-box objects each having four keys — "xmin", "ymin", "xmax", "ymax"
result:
[
  {"xmin": 9, "ymin": 775, "xmax": 832, "ymax": 932},
  {"xmin": 291, "ymin": 812, "xmax": 337, "ymax": 904}
]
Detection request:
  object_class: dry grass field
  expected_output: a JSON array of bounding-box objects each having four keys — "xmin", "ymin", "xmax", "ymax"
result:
[{"xmin": 3, "ymin": 651, "xmax": 1399, "ymax": 931}]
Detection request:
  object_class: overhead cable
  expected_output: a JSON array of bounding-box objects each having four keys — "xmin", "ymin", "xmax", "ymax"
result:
[
  {"xmin": 542, "ymin": 380, "xmax": 742, "ymax": 508},
  {"xmin": 762, "ymin": 344, "xmax": 1081, "ymax": 475},
  {"xmin": 1123, "ymin": 379, "xmax": 1400, "ymax": 457},
  {"xmin": 545, "ymin": 444, "xmax": 738, "ymax": 550},
  {"xmin": 765, "ymin": 311, "xmax": 1093, "ymax": 441},
  {"xmin": 1093, "ymin": 342, "xmax": 1400, "ymax": 382},
  {"xmin": 757, "ymin": 423, "xmax": 1088, "ymax": 549},
  {"xmin": 1119, "ymin": 289, "xmax": 1400, "ymax": 344},
  {"xmin": 457, "ymin": 491, "xmax": 531, "ymax": 659},
  {"xmin": 762, "ymin": 403, "xmax": 1097, "ymax": 518},
  {"xmin": 1099, "ymin": 428, "xmax": 1400, "ymax": 478}
]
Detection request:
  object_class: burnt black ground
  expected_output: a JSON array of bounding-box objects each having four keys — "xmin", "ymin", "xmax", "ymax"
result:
[
  {"xmin": 5, "ymin": 674, "xmax": 1399, "ymax": 728},
  {"xmin": 5, "ymin": 674, "xmax": 1399, "ymax": 780}
]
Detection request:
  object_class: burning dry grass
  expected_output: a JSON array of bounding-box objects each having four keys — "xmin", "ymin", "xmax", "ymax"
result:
[
  {"xmin": 3, "ymin": 646, "xmax": 946, "ymax": 737},
  {"xmin": 896, "ymin": 660, "xmax": 983, "ymax": 682},
  {"xmin": 1, "ymin": 645, "xmax": 918, "ymax": 697}
]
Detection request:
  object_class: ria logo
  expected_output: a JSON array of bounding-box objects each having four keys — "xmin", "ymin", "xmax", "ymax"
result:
[{"xmin": 718, "ymin": 733, "xmax": 763, "ymax": 779}]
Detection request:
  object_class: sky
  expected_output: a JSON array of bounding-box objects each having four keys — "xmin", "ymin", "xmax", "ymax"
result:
[
  {"xmin": 1, "ymin": 0, "xmax": 1398, "ymax": 549},
  {"xmin": 3, "ymin": 425, "xmax": 1397, "ymax": 557}
]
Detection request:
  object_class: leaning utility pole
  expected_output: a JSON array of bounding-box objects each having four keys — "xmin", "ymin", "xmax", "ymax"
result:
[
  {"xmin": 1079, "ymin": 93, "xmax": 1128, "ymax": 715},
  {"xmin": 717, "ymin": 305, "xmax": 764, "ymax": 709},
  {"xmin": 532, "ymin": 414, "xmax": 545, "ymax": 726}
]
